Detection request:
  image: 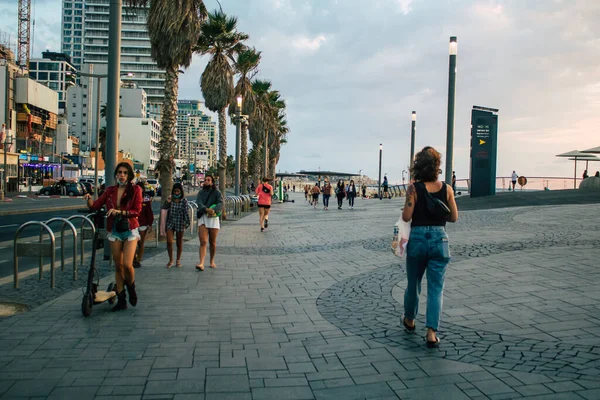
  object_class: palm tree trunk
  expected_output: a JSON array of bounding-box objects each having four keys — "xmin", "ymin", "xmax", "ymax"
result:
[
  {"xmin": 218, "ymin": 108, "xmax": 227, "ymax": 196},
  {"xmin": 269, "ymin": 156, "xmax": 277, "ymax": 180},
  {"xmin": 263, "ymin": 130, "xmax": 269, "ymax": 178},
  {"xmin": 157, "ymin": 65, "xmax": 178, "ymax": 203},
  {"xmin": 240, "ymin": 124, "xmax": 248, "ymax": 194}
]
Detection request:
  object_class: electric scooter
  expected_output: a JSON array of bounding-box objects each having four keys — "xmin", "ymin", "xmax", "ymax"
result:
[{"xmin": 81, "ymin": 211, "xmax": 117, "ymax": 317}]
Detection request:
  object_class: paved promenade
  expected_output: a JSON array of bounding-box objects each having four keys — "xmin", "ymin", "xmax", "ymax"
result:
[{"xmin": 1, "ymin": 192, "xmax": 599, "ymax": 399}]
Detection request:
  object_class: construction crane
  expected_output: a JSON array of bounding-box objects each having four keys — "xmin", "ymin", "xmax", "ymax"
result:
[{"xmin": 17, "ymin": 0, "xmax": 31, "ymax": 69}]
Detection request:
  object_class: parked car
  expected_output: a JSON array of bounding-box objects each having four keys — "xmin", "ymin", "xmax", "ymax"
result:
[
  {"xmin": 146, "ymin": 179, "xmax": 161, "ymax": 196},
  {"xmin": 80, "ymin": 182, "xmax": 94, "ymax": 195},
  {"xmin": 38, "ymin": 182, "xmax": 86, "ymax": 197}
]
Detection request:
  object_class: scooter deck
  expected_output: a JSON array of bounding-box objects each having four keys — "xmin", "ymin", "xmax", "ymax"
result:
[{"xmin": 94, "ymin": 291, "xmax": 116, "ymax": 304}]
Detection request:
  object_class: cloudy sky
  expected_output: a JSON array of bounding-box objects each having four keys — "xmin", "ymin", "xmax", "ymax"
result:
[{"xmin": 1, "ymin": 0, "xmax": 600, "ymax": 183}]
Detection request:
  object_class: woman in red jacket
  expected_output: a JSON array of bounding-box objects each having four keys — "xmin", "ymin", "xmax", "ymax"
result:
[
  {"xmin": 83, "ymin": 162, "xmax": 142, "ymax": 311},
  {"xmin": 134, "ymin": 180, "xmax": 154, "ymax": 269}
]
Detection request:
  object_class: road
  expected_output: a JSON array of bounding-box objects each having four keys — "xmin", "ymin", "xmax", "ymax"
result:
[{"xmin": 0, "ymin": 192, "xmax": 201, "ymax": 280}]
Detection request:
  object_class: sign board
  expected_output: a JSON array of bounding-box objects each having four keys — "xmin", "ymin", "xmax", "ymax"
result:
[
  {"xmin": 189, "ymin": 164, "xmax": 195, "ymax": 173},
  {"xmin": 469, "ymin": 107, "xmax": 499, "ymax": 198}
]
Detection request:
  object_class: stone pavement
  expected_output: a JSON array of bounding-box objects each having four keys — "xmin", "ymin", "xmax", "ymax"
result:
[{"xmin": 0, "ymin": 192, "xmax": 599, "ymax": 399}]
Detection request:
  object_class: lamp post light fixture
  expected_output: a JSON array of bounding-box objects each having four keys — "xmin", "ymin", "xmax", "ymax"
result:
[
  {"xmin": 235, "ymin": 95, "xmax": 242, "ymax": 196},
  {"xmin": 410, "ymin": 111, "xmax": 416, "ymax": 176},
  {"xmin": 378, "ymin": 143, "xmax": 383, "ymax": 200},
  {"xmin": 445, "ymin": 36, "xmax": 458, "ymax": 184}
]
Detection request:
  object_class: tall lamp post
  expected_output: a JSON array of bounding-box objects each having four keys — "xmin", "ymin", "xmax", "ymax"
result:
[
  {"xmin": 445, "ymin": 36, "xmax": 458, "ymax": 184},
  {"xmin": 378, "ymin": 143, "xmax": 383, "ymax": 199},
  {"xmin": 235, "ymin": 95, "xmax": 242, "ymax": 196},
  {"xmin": 410, "ymin": 111, "xmax": 416, "ymax": 174}
]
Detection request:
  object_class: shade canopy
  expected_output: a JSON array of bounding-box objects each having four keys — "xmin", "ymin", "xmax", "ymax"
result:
[
  {"xmin": 581, "ymin": 146, "xmax": 600, "ymax": 154},
  {"xmin": 568, "ymin": 157, "xmax": 600, "ymax": 161},
  {"xmin": 556, "ymin": 150, "xmax": 593, "ymax": 158}
]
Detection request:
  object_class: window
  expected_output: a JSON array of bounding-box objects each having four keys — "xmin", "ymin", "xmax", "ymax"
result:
[
  {"xmin": 72, "ymin": 103, "xmax": 77, "ymax": 108},
  {"xmin": 74, "ymin": 17, "xmax": 82, "ymax": 22},
  {"xmin": 83, "ymin": 94, "xmax": 87, "ymax": 99},
  {"xmin": 82, "ymin": 113, "xmax": 86, "ymax": 117},
  {"xmin": 63, "ymin": 30, "xmax": 71, "ymax": 37},
  {"xmin": 64, "ymin": 17, "xmax": 72, "ymax": 22},
  {"xmin": 82, "ymin": 122, "xmax": 86, "ymax": 126},
  {"xmin": 72, "ymin": 93, "xmax": 77, "ymax": 98},
  {"xmin": 72, "ymin": 113, "xmax": 76, "ymax": 117},
  {"xmin": 49, "ymin": 72, "xmax": 59, "ymax": 81},
  {"xmin": 29, "ymin": 71, "xmax": 37, "ymax": 79},
  {"xmin": 38, "ymin": 72, "xmax": 48, "ymax": 80},
  {"xmin": 29, "ymin": 61, "xmax": 37, "ymax": 70},
  {"xmin": 64, "ymin": 23, "xmax": 72, "ymax": 29}
]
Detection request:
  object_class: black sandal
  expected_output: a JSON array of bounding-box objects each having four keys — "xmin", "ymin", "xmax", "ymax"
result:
[
  {"xmin": 402, "ymin": 317, "xmax": 416, "ymax": 331},
  {"xmin": 426, "ymin": 337, "xmax": 440, "ymax": 348}
]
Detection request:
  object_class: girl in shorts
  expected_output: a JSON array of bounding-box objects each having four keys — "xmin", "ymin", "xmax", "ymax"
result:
[
  {"xmin": 256, "ymin": 177, "xmax": 273, "ymax": 232},
  {"xmin": 195, "ymin": 175, "xmax": 222, "ymax": 270},
  {"xmin": 162, "ymin": 183, "xmax": 189, "ymax": 268}
]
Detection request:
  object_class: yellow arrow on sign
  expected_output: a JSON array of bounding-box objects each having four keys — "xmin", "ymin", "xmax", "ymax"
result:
[{"xmin": 479, "ymin": 139, "xmax": 486, "ymax": 145}]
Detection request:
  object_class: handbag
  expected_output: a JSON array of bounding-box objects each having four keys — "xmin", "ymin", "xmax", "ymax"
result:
[
  {"xmin": 417, "ymin": 182, "xmax": 451, "ymax": 219},
  {"xmin": 261, "ymin": 184, "xmax": 270, "ymax": 194},
  {"xmin": 113, "ymin": 213, "xmax": 130, "ymax": 233},
  {"xmin": 392, "ymin": 217, "xmax": 411, "ymax": 257}
]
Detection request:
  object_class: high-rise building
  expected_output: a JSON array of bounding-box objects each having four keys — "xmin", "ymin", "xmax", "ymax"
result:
[
  {"xmin": 61, "ymin": 0, "xmax": 165, "ymax": 113},
  {"xmin": 28, "ymin": 51, "xmax": 77, "ymax": 113},
  {"xmin": 176, "ymin": 100, "xmax": 217, "ymax": 170}
]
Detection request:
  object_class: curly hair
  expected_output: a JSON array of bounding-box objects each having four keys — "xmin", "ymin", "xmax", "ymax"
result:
[{"xmin": 410, "ymin": 146, "xmax": 442, "ymax": 182}]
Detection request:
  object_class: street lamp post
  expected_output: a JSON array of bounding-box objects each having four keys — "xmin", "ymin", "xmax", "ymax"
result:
[
  {"xmin": 378, "ymin": 144, "xmax": 383, "ymax": 199},
  {"xmin": 445, "ymin": 36, "xmax": 458, "ymax": 184},
  {"xmin": 410, "ymin": 111, "xmax": 416, "ymax": 174},
  {"xmin": 235, "ymin": 95, "xmax": 242, "ymax": 196}
]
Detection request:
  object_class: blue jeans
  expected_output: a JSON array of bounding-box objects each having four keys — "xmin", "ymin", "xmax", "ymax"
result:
[
  {"xmin": 404, "ymin": 226, "xmax": 450, "ymax": 331},
  {"xmin": 323, "ymin": 195, "xmax": 330, "ymax": 207}
]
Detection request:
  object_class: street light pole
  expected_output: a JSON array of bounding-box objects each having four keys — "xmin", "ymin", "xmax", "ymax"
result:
[
  {"xmin": 1, "ymin": 124, "xmax": 12, "ymax": 201},
  {"xmin": 410, "ymin": 111, "xmax": 416, "ymax": 175},
  {"xmin": 235, "ymin": 95, "xmax": 242, "ymax": 196},
  {"xmin": 93, "ymin": 68, "xmax": 101, "ymax": 199},
  {"xmin": 378, "ymin": 144, "xmax": 383, "ymax": 199},
  {"xmin": 105, "ymin": 0, "xmax": 122, "ymax": 187},
  {"xmin": 445, "ymin": 36, "xmax": 458, "ymax": 184}
]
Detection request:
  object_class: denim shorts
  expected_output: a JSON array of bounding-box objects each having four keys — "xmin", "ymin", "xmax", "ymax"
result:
[{"xmin": 108, "ymin": 228, "xmax": 140, "ymax": 242}]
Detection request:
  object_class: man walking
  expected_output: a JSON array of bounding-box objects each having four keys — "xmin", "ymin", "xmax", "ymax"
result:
[
  {"xmin": 451, "ymin": 171, "xmax": 456, "ymax": 194},
  {"xmin": 511, "ymin": 171, "xmax": 518, "ymax": 191}
]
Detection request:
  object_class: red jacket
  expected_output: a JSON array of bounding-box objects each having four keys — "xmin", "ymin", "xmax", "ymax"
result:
[
  {"xmin": 138, "ymin": 200, "xmax": 154, "ymax": 227},
  {"xmin": 90, "ymin": 184, "xmax": 142, "ymax": 232}
]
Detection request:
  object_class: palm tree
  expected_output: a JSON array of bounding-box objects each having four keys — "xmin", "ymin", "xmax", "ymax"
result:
[
  {"xmin": 228, "ymin": 47, "xmax": 261, "ymax": 194},
  {"xmin": 268, "ymin": 109, "xmax": 289, "ymax": 177},
  {"xmin": 126, "ymin": 0, "xmax": 207, "ymax": 202},
  {"xmin": 249, "ymin": 79, "xmax": 277, "ymax": 181},
  {"xmin": 195, "ymin": 9, "xmax": 248, "ymax": 195}
]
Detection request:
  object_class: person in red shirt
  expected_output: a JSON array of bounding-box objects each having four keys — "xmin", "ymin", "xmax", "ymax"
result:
[
  {"xmin": 256, "ymin": 176, "xmax": 273, "ymax": 232},
  {"xmin": 134, "ymin": 180, "xmax": 154, "ymax": 269},
  {"xmin": 84, "ymin": 162, "xmax": 142, "ymax": 312}
]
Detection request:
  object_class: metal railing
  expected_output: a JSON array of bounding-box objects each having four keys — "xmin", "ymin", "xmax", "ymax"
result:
[
  {"xmin": 14, "ymin": 222, "xmax": 56, "ymax": 289},
  {"xmin": 67, "ymin": 215, "xmax": 96, "ymax": 268},
  {"xmin": 223, "ymin": 195, "xmax": 252, "ymax": 221},
  {"xmin": 45, "ymin": 218, "xmax": 78, "ymax": 280}
]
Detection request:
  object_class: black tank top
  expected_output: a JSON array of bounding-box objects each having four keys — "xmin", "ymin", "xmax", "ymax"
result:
[{"xmin": 411, "ymin": 182, "xmax": 448, "ymax": 227}]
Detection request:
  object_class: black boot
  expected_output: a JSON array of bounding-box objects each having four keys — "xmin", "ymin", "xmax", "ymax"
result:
[
  {"xmin": 126, "ymin": 281, "xmax": 138, "ymax": 307},
  {"xmin": 112, "ymin": 289, "xmax": 128, "ymax": 312}
]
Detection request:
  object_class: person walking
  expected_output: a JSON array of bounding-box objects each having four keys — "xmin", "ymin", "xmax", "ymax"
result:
[
  {"xmin": 304, "ymin": 184, "xmax": 309, "ymax": 202},
  {"xmin": 335, "ymin": 179, "xmax": 346, "ymax": 209},
  {"xmin": 163, "ymin": 182, "xmax": 190, "ymax": 268},
  {"xmin": 310, "ymin": 182, "xmax": 320, "ymax": 209},
  {"xmin": 383, "ymin": 175, "xmax": 390, "ymax": 199},
  {"xmin": 361, "ymin": 183, "xmax": 367, "ymax": 199},
  {"xmin": 134, "ymin": 180, "xmax": 154, "ymax": 269},
  {"xmin": 583, "ymin": 170, "xmax": 589, "ymax": 179},
  {"xmin": 195, "ymin": 175, "xmax": 222, "ymax": 271},
  {"xmin": 256, "ymin": 177, "xmax": 273, "ymax": 232},
  {"xmin": 401, "ymin": 146, "xmax": 459, "ymax": 347},
  {"xmin": 322, "ymin": 180, "xmax": 332, "ymax": 210},
  {"xmin": 511, "ymin": 171, "xmax": 518, "ymax": 191},
  {"xmin": 347, "ymin": 180, "xmax": 357, "ymax": 209},
  {"xmin": 84, "ymin": 162, "xmax": 142, "ymax": 311},
  {"xmin": 451, "ymin": 171, "xmax": 456, "ymax": 194},
  {"xmin": 293, "ymin": 184, "xmax": 296, "ymax": 192}
]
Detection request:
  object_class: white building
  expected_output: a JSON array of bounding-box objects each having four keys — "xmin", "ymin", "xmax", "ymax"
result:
[
  {"xmin": 66, "ymin": 66, "xmax": 147, "ymax": 152},
  {"xmin": 61, "ymin": 0, "xmax": 165, "ymax": 113},
  {"xmin": 119, "ymin": 117, "xmax": 160, "ymax": 172},
  {"xmin": 28, "ymin": 51, "xmax": 77, "ymax": 114},
  {"xmin": 176, "ymin": 100, "xmax": 217, "ymax": 169}
]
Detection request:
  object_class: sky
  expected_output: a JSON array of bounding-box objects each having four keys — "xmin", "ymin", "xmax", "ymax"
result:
[{"xmin": 1, "ymin": 0, "xmax": 600, "ymax": 183}]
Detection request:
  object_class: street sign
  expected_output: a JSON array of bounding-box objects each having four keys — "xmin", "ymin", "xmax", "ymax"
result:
[
  {"xmin": 470, "ymin": 107, "xmax": 499, "ymax": 198},
  {"xmin": 189, "ymin": 164, "xmax": 195, "ymax": 173}
]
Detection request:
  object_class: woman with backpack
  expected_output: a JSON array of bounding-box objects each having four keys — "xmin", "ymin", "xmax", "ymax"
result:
[
  {"xmin": 346, "ymin": 180, "xmax": 357, "ymax": 209},
  {"xmin": 335, "ymin": 179, "xmax": 346, "ymax": 210},
  {"xmin": 134, "ymin": 180, "xmax": 154, "ymax": 269},
  {"xmin": 256, "ymin": 177, "xmax": 273, "ymax": 232},
  {"xmin": 401, "ymin": 146, "xmax": 459, "ymax": 347},
  {"xmin": 163, "ymin": 182, "xmax": 190, "ymax": 268},
  {"xmin": 195, "ymin": 175, "xmax": 222, "ymax": 270}
]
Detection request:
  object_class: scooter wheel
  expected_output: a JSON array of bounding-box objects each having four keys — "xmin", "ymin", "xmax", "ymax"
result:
[
  {"xmin": 82, "ymin": 293, "xmax": 93, "ymax": 317},
  {"xmin": 107, "ymin": 283, "xmax": 117, "ymax": 304}
]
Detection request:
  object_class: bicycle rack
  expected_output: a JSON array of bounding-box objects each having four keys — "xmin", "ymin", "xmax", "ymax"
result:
[
  {"xmin": 14, "ymin": 221, "xmax": 56, "ymax": 289},
  {"xmin": 67, "ymin": 215, "xmax": 95, "ymax": 269},
  {"xmin": 45, "ymin": 218, "xmax": 78, "ymax": 280}
]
